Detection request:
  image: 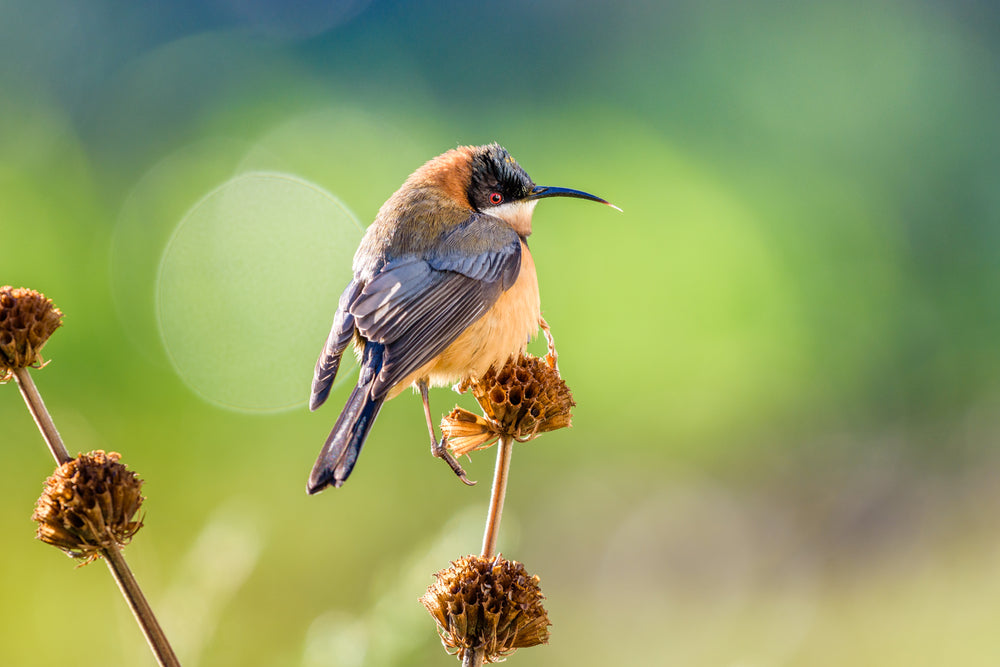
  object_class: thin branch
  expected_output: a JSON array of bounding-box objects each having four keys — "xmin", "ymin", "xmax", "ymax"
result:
[
  {"xmin": 13, "ymin": 367, "xmax": 70, "ymax": 465},
  {"xmin": 463, "ymin": 648, "xmax": 485, "ymax": 667},
  {"xmin": 481, "ymin": 435, "xmax": 514, "ymax": 559},
  {"xmin": 103, "ymin": 544, "xmax": 182, "ymax": 667},
  {"xmin": 14, "ymin": 366, "xmax": 180, "ymax": 665}
]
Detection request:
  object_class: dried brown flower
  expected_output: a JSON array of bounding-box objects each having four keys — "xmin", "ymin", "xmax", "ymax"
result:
[
  {"xmin": 0, "ymin": 286, "xmax": 63, "ymax": 382},
  {"xmin": 33, "ymin": 450, "xmax": 145, "ymax": 564},
  {"xmin": 421, "ymin": 554, "xmax": 550, "ymax": 663},
  {"xmin": 442, "ymin": 353, "xmax": 575, "ymax": 455}
]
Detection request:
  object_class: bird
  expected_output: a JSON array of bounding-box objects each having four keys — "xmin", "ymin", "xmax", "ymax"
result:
[{"xmin": 307, "ymin": 143, "xmax": 616, "ymax": 494}]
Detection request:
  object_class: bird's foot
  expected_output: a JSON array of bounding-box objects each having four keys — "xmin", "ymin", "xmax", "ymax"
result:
[{"xmin": 432, "ymin": 436, "xmax": 476, "ymax": 486}]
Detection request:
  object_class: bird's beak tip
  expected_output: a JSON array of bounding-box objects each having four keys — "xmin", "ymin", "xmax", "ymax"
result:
[{"xmin": 529, "ymin": 185, "xmax": 619, "ymax": 211}]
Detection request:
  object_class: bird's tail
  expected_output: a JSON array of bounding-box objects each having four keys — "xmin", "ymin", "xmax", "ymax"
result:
[
  {"xmin": 307, "ymin": 385, "xmax": 384, "ymax": 494},
  {"xmin": 307, "ymin": 341, "xmax": 386, "ymax": 494}
]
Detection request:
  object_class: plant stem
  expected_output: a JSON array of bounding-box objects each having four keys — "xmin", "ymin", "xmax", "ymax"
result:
[
  {"xmin": 463, "ymin": 648, "xmax": 485, "ymax": 667},
  {"xmin": 481, "ymin": 435, "xmax": 514, "ymax": 559},
  {"xmin": 13, "ymin": 367, "xmax": 70, "ymax": 465},
  {"xmin": 14, "ymin": 367, "xmax": 180, "ymax": 665},
  {"xmin": 103, "ymin": 544, "xmax": 182, "ymax": 667}
]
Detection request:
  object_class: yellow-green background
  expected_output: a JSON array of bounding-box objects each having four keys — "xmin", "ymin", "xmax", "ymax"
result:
[{"xmin": 3, "ymin": 1, "xmax": 1000, "ymax": 665}]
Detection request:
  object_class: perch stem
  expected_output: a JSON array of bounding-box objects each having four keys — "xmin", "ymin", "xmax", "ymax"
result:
[
  {"xmin": 463, "ymin": 648, "xmax": 486, "ymax": 667},
  {"xmin": 481, "ymin": 435, "xmax": 514, "ymax": 559}
]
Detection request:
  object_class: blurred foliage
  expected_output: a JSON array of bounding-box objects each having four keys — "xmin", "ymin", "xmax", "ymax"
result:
[{"xmin": 2, "ymin": 0, "xmax": 1000, "ymax": 665}]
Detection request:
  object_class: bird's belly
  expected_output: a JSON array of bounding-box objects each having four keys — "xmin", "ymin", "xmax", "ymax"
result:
[{"xmin": 390, "ymin": 243, "xmax": 540, "ymax": 397}]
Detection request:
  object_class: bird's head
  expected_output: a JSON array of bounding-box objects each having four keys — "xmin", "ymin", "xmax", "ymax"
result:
[{"xmin": 462, "ymin": 143, "xmax": 618, "ymax": 236}]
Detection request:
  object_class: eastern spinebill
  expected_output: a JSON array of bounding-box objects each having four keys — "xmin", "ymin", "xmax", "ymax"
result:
[{"xmin": 307, "ymin": 143, "xmax": 617, "ymax": 494}]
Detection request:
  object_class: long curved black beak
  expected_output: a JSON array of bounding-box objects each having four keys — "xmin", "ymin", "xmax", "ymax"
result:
[{"xmin": 527, "ymin": 185, "xmax": 622, "ymax": 211}]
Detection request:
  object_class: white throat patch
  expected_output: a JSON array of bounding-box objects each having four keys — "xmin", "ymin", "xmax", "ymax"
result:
[{"xmin": 489, "ymin": 199, "xmax": 539, "ymax": 236}]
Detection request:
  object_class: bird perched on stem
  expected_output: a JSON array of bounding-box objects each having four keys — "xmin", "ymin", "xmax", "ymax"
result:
[{"xmin": 307, "ymin": 143, "xmax": 617, "ymax": 494}]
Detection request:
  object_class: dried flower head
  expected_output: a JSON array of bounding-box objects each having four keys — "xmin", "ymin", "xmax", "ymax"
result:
[
  {"xmin": 33, "ymin": 450, "xmax": 145, "ymax": 564},
  {"xmin": 421, "ymin": 554, "xmax": 550, "ymax": 663},
  {"xmin": 442, "ymin": 353, "xmax": 575, "ymax": 455},
  {"xmin": 0, "ymin": 286, "xmax": 63, "ymax": 382}
]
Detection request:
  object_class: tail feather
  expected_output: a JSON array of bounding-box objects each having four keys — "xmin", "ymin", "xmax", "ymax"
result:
[
  {"xmin": 307, "ymin": 340, "xmax": 385, "ymax": 494},
  {"xmin": 307, "ymin": 384, "xmax": 384, "ymax": 494}
]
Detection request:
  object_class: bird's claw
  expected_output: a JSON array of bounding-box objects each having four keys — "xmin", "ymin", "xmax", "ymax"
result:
[{"xmin": 432, "ymin": 436, "xmax": 476, "ymax": 486}]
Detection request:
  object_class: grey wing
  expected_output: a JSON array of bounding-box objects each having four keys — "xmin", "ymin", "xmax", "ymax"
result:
[
  {"xmin": 351, "ymin": 214, "xmax": 522, "ymax": 398},
  {"xmin": 309, "ymin": 280, "xmax": 363, "ymax": 411}
]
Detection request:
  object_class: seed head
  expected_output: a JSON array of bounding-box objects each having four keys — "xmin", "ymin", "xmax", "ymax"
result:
[
  {"xmin": 442, "ymin": 353, "xmax": 575, "ymax": 455},
  {"xmin": 33, "ymin": 450, "xmax": 145, "ymax": 564},
  {"xmin": 0, "ymin": 286, "xmax": 63, "ymax": 382},
  {"xmin": 421, "ymin": 554, "xmax": 550, "ymax": 663}
]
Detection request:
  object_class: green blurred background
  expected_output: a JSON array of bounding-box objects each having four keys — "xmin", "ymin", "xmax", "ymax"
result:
[{"xmin": 3, "ymin": 1, "xmax": 1000, "ymax": 665}]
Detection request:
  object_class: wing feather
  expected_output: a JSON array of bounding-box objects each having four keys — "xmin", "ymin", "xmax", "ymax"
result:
[
  {"xmin": 349, "ymin": 213, "xmax": 521, "ymax": 398},
  {"xmin": 313, "ymin": 212, "xmax": 522, "ymax": 403},
  {"xmin": 310, "ymin": 280, "xmax": 364, "ymax": 410}
]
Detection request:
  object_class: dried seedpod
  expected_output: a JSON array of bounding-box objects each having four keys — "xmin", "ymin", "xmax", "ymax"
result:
[
  {"xmin": 0, "ymin": 286, "xmax": 63, "ymax": 381},
  {"xmin": 441, "ymin": 353, "xmax": 575, "ymax": 455},
  {"xmin": 421, "ymin": 554, "xmax": 550, "ymax": 663},
  {"xmin": 33, "ymin": 450, "xmax": 145, "ymax": 564}
]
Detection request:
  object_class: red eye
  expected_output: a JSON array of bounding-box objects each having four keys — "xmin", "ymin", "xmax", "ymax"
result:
[{"xmin": 489, "ymin": 192, "xmax": 503, "ymax": 205}]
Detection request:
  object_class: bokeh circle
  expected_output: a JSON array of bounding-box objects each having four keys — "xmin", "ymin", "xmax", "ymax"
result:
[{"xmin": 157, "ymin": 172, "xmax": 363, "ymax": 412}]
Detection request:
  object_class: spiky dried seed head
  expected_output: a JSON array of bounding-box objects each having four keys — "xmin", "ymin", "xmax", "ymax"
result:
[
  {"xmin": 0, "ymin": 286, "xmax": 63, "ymax": 382},
  {"xmin": 421, "ymin": 554, "xmax": 550, "ymax": 663},
  {"xmin": 440, "ymin": 407, "xmax": 493, "ymax": 453},
  {"xmin": 33, "ymin": 450, "xmax": 145, "ymax": 564},
  {"xmin": 442, "ymin": 353, "xmax": 575, "ymax": 455}
]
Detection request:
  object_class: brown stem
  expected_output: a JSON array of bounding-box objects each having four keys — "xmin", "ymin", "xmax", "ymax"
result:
[
  {"xmin": 13, "ymin": 367, "xmax": 180, "ymax": 664},
  {"xmin": 13, "ymin": 367, "xmax": 70, "ymax": 465},
  {"xmin": 463, "ymin": 648, "xmax": 485, "ymax": 667},
  {"xmin": 103, "ymin": 545, "xmax": 181, "ymax": 667},
  {"xmin": 481, "ymin": 435, "xmax": 514, "ymax": 559}
]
